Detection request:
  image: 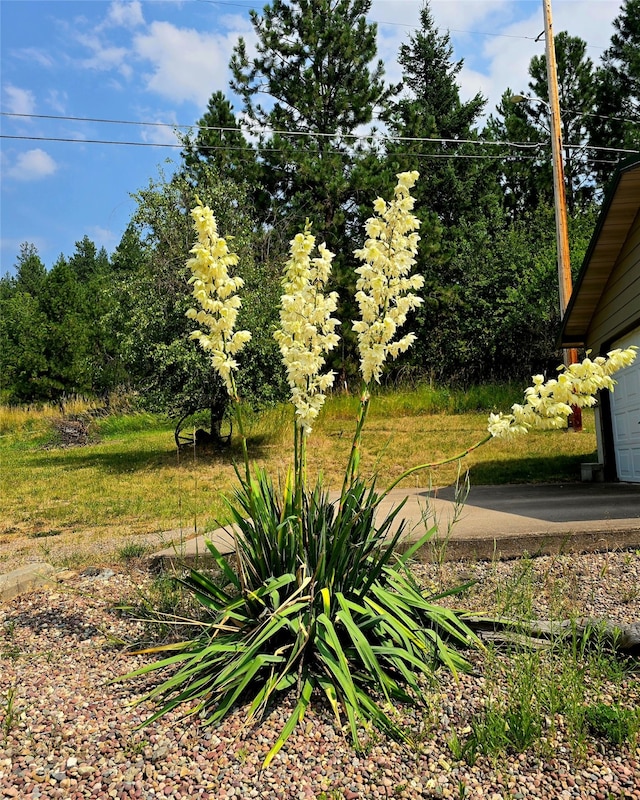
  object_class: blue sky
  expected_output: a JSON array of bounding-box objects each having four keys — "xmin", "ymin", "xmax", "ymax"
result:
[{"xmin": 1, "ymin": 0, "xmax": 622, "ymax": 274}]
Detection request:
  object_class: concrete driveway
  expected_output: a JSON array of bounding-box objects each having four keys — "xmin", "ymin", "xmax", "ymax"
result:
[{"xmin": 151, "ymin": 482, "xmax": 640, "ymax": 567}]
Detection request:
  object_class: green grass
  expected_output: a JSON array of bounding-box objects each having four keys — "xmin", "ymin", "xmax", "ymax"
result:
[
  {"xmin": 0, "ymin": 386, "xmax": 598, "ymax": 567},
  {"xmin": 442, "ymin": 555, "xmax": 640, "ymax": 765}
]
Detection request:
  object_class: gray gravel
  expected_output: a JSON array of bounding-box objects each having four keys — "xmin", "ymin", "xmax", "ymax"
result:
[{"xmin": 1, "ymin": 552, "xmax": 639, "ymax": 799}]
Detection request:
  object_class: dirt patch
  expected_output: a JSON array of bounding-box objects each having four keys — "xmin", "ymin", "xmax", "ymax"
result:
[{"xmin": 50, "ymin": 417, "xmax": 92, "ymax": 448}]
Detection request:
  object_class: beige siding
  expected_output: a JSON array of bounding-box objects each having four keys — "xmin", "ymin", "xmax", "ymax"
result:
[{"xmin": 586, "ymin": 209, "xmax": 640, "ymax": 353}]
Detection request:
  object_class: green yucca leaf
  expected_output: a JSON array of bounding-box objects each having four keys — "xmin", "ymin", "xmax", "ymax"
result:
[
  {"xmin": 202, "ymin": 537, "xmax": 241, "ymax": 591},
  {"xmin": 335, "ymin": 593, "xmax": 394, "ymax": 701},
  {"xmin": 395, "ymin": 522, "xmax": 438, "ymax": 564},
  {"xmin": 121, "ymin": 466, "xmax": 478, "ymax": 765}
]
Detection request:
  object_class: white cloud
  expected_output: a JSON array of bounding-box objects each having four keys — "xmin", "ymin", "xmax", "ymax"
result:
[
  {"xmin": 431, "ymin": 0, "xmax": 514, "ymax": 34},
  {"xmin": 133, "ymin": 22, "xmax": 239, "ymax": 106},
  {"xmin": 87, "ymin": 225, "xmax": 119, "ymax": 251},
  {"xmin": 3, "ymin": 85, "xmax": 36, "ymax": 116},
  {"xmin": 14, "ymin": 47, "xmax": 54, "ymax": 69},
  {"xmin": 6, "ymin": 150, "xmax": 58, "ymax": 181},
  {"xmin": 105, "ymin": 0, "xmax": 145, "ymax": 29},
  {"xmin": 139, "ymin": 113, "xmax": 183, "ymax": 146},
  {"xmin": 75, "ymin": 32, "xmax": 132, "ymax": 77},
  {"xmin": 46, "ymin": 89, "xmax": 68, "ymax": 114},
  {"xmin": 462, "ymin": 1, "xmax": 617, "ymax": 118}
]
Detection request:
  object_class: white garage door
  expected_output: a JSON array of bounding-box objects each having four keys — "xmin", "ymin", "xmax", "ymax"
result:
[{"xmin": 610, "ymin": 326, "xmax": 640, "ymax": 482}]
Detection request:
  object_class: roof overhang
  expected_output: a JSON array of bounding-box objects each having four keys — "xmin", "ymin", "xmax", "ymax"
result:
[{"xmin": 560, "ymin": 156, "xmax": 640, "ymax": 347}]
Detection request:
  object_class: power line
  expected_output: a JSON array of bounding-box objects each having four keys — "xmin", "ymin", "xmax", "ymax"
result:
[
  {"xmin": 5, "ymin": 106, "xmax": 636, "ymax": 140},
  {"xmin": 1, "ymin": 134, "xmax": 632, "ymax": 164},
  {"xmin": 3, "ymin": 112, "xmax": 638, "ymax": 155}
]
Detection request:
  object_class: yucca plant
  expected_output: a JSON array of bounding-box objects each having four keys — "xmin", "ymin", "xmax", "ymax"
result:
[
  {"xmin": 117, "ymin": 174, "xmax": 637, "ymax": 767},
  {"xmin": 125, "ymin": 471, "xmax": 476, "ymax": 766}
]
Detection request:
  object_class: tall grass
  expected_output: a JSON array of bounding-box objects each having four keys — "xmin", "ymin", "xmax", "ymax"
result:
[
  {"xmin": 0, "ymin": 397, "xmax": 99, "ymax": 436},
  {"xmin": 324, "ymin": 381, "xmax": 522, "ymax": 419}
]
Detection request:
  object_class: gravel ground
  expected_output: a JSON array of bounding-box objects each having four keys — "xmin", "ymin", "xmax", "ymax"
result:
[{"xmin": 1, "ymin": 552, "xmax": 639, "ymax": 800}]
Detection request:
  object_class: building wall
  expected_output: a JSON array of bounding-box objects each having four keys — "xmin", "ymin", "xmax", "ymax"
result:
[{"xmin": 586, "ymin": 207, "xmax": 640, "ymax": 355}]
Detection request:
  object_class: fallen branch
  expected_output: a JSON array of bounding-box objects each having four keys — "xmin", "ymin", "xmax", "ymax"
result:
[{"xmin": 463, "ymin": 615, "xmax": 640, "ymax": 656}]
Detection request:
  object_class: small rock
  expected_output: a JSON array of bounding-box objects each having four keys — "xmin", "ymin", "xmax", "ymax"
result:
[
  {"xmin": 80, "ymin": 566, "xmax": 101, "ymax": 577},
  {"xmin": 55, "ymin": 570, "xmax": 78, "ymax": 583}
]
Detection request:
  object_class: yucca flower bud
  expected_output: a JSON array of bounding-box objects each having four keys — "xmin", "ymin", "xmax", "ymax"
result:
[
  {"xmin": 353, "ymin": 171, "xmax": 425, "ymax": 385},
  {"xmin": 185, "ymin": 201, "xmax": 251, "ymax": 397},
  {"xmin": 274, "ymin": 223, "xmax": 340, "ymax": 436},
  {"xmin": 488, "ymin": 347, "xmax": 638, "ymax": 438}
]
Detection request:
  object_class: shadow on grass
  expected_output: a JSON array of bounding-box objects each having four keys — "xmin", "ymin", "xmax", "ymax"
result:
[
  {"xmin": 25, "ymin": 434, "xmax": 277, "ymax": 475},
  {"xmin": 469, "ymin": 452, "xmax": 599, "ymax": 485}
]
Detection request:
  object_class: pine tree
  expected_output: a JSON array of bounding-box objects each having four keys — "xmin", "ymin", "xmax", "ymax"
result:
[
  {"xmin": 181, "ymin": 91, "xmax": 261, "ymax": 190},
  {"xmin": 380, "ymin": 3, "xmax": 511, "ymax": 383},
  {"xmin": 588, "ymin": 0, "xmax": 640, "ymax": 185},
  {"xmin": 229, "ymin": 0, "xmax": 394, "ymax": 252},
  {"xmin": 14, "ymin": 242, "xmax": 47, "ymax": 296},
  {"xmin": 485, "ymin": 89, "xmax": 553, "ymax": 219},
  {"xmin": 383, "ymin": 3, "xmax": 489, "ymax": 228},
  {"xmin": 526, "ymin": 32, "xmax": 596, "ymax": 212},
  {"xmin": 0, "ymin": 245, "xmax": 49, "ymax": 402}
]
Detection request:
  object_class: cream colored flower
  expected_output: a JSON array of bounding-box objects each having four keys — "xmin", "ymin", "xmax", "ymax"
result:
[
  {"xmin": 353, "ymin": 172, "xmax": 424, "ymax": 385},
  {"xmin": 274, "ymin": 223, "xmax": 340, "ymax": 436},
  {"xmin": 185, "ymin": 201, "xmax": 251, "ymax": 396},
  {"xmin": 488, "ymin": 347, "xmax": 638, "ymax": 438}
]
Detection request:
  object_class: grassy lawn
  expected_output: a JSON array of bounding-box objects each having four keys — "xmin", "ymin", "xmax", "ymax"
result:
[{"xmin": 0, "ymin": 388, "xmax": 599, "ymax": 569}]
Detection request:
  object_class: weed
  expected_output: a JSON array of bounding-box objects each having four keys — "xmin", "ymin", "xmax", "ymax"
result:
[
  {"xmin": 2, "ymin": 621, "xmax": 21, "ymax": 661},
  {"xmin": 456, "ymin": 780, "xmax": 469, "ymax": 799},
  {"xmin": 421, "ymin": 467, "xmax": 469, "ymax": 568},
  {"xmin": 1, "ymin": 685, "xmax": 17, "ymax": 743},
  {"xmin": 493, "ymin": 556, "xmax": 536, "ymax": 618},
  {"xmin": 118, "ymin": 541, "xmax": 149, "ymax": 561},
  {"xmin": 123, "ymin": 736, "xmax": 150, "ymax": 757},
  {"xmin": 236, "ymin": 745, "xmax": 250, "ymax": 764},
  {"xmin": 447, "ymin": 729, "xmax": 478, "ymax": 766},
  {"xmin": 584, "ymin": 703, "xmax": 640, "ymax": 747}
]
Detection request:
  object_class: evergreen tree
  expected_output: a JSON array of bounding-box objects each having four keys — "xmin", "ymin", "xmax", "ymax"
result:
[
  {"xmin": 0, "ymin": 289, "xmax": 50, "ymax": 402},
  {"xmin": 526, "ymin": 32, "xmax": 596, "ymax": 212},
  {"xmin": 484, "ymin": 89, "xmax": 553, "ymax": 219},
  {"xmin": 588, "ymin": 0, "xmax": 640, "ymax": 184},
  {"xmin": 181, "ymin": 91, "xmax": 264, "ymax": 199},
  {"xmin": 14, "ymin": 242, "xmax": 47, "ymax": 296},
  {"xmin": 229, "ymin": 0, "xmax": 394, "ymax": 253},
  {"xmin": 607, "ymin": 0, "xmax": 640, "ymax": 109},
  {"xmin": 0, "ymin": 246, "xmax": 49, "ymax": 402},
  {"xmin": 383, "ymin": 3, "xmax": 489, "ymax": 227},
  {"xmin": 380, "ymin": 3, "xmax": 513, "ymax": 384}
]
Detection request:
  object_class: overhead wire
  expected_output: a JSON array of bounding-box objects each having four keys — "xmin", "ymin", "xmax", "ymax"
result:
[
  {"xmin": 0, "ymin": 133, "xmax": 631, "ymax": 165},
  {"xmin": 2, "ymin": 113, "xmax": 638, "ymax": 157}
]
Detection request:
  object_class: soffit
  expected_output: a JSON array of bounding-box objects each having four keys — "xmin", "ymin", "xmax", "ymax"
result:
[{"xmin": 560, "ymin": 160, "xmax": 640, "ymax": 346}]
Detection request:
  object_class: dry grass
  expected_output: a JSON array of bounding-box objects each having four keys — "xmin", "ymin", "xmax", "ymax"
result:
[{"xmin": 0, "ymin": 394, "xmax": 598, "ymax": 571}]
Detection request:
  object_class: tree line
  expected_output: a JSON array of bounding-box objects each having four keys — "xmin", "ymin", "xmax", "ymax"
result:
[{"xmin": 1, "ymin": 0, "xmax": 638, "ymax": 418}]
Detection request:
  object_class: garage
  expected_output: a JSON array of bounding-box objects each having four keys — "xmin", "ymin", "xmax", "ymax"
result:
[
  {"xmin": 560, "ymin": 155, "xmax": 640, "ymax": 482},
  {"xmin": 610, "ymin": 327, "xmax": 640, "ymax": 482}
]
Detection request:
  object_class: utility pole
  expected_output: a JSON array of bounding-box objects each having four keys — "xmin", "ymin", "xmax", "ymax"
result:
[{"xmin": 542, "ymin": 0, "xmax": 582, "ymax": 431}]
